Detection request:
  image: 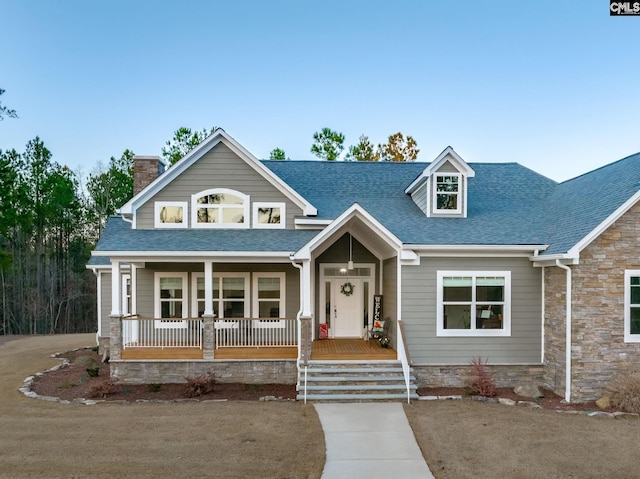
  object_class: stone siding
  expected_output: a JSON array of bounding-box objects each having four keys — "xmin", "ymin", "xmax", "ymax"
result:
[
  {"xmin": 414, "ymin": 364, "xmax": 543, "ymax": 388},
  {"xmin": 543, "ymin": 267, "xmax": 567, "ymax": 398},
  {"xmin": 568, "ymin": 201, "xmax": 640, "ymax": 401},
  {"xmin": 111, "ymin": 360, "xmax": 298, "ymax": 385}
]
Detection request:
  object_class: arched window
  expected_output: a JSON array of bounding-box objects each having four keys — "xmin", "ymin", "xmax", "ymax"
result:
[{"xmin": 191, "ymin": 188, "xmax": 249, "ymax": 228}]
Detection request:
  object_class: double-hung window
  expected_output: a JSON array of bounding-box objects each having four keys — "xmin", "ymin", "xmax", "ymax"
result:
[
  {"xmin": 437, "ymin": 271, "xmax": 511, "ymax": 336},
  {"xmin": 252, "ymin": 273, "xmax": 286, "ymax": 326},
  {"xmin": 154, "ymin": 272, "xmax": 188, "ymax": 328},
  {"xmin": 624, "ymin": 270, "xmax": 640, "ymax": 342},
  {"xmin": 433, "ymin": 174, "xmax": 461, "ymax": 214}
]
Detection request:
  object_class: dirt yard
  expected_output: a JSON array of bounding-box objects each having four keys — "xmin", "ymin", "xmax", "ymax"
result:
[
  {"xmin": 0, "ymin": 335, "xmax": 325, "ymax": 479},
  {"xmin": 405, "ymin": 399, "xmax": 640, "ymax": 479}
]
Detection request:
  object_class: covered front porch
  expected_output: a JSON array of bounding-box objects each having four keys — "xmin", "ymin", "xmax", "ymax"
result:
[{"xmin": 116, "ymin": 316, "xmax": 395, "ymax": 361}]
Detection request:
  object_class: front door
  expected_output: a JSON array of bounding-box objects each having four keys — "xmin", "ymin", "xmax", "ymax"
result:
[{"xmin": 332, "ymin": 278, "xmax": 363, "ymax": 337}]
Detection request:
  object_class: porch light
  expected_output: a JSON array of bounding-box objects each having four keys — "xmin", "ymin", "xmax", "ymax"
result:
[{"xmin": 348, "ymin": 234, "xmax": 354, "ymax": 270}]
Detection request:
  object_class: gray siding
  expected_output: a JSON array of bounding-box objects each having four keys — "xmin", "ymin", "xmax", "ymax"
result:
[
  {"xmin": 402, "ymin": 257, "xmax": 542, "ymax": 364},
  {"xmin": 410, "ymin": 181, "xmax": 428, "ymax": 215},
  {"xmin": 130, "ymin": 263, "xmax": 299, "ymax": 319},
  {"xmin": 382, "ymin": 258, "xmax": 397, "ymax": 322},
  {"xmin": 100, "ymin": 271, "xmax": 111, "ymax": 336},
  {"xmin": 136, "ymin": 142, "xmax": 303, "ymax": 229}
]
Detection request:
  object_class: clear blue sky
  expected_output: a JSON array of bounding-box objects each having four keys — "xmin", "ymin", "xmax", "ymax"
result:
[{"xmin": 2, "ymin": 0, "xmax": 639, "ymax": 182}]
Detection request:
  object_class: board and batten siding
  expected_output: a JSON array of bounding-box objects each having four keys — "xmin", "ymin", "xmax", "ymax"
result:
[
  {"xmin": 402, "ymin": 257, "xmax": 542, "ymax": 364},
  {"xmin": 136, "ymin": 142, "xmax": 303, "ymax": 229}
]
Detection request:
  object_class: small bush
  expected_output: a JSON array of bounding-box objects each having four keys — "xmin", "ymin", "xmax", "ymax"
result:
[
  {"xmin": 185, "ymin": 372, "xmax": 216, "ymax": 397},
  {"xmin": 606, "ymin": 372, "xmax": 640, "ymax": 414},
  {"xmin": 86, "ymin": 365, "xmax": 100, "ymax": 377},
  {"xmin": 148, "ymin": 383, "xmax": 162, "ymax": 392},
  {"xmin": 466, "ymin": 357, "xmax": 497, "ymax": 398},
  {"xmin": 88, "ymin": 378, "xmax": 116, "ymax": 398}
]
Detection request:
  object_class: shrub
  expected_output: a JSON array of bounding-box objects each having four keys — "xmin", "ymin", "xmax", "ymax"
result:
[
  {"xmin": 88, "ymin": 378, "xmax": 116, "ymax": 398},
  {"xmin": 466, "ymin": 357, "xmax": 497, "ymax": 398},
  {"xmin": 185, "ymin": 372, "xmax": 216, "ymax": 397},
  {"xmin": 86, "ymin": 365, "xmax": 100, "ymax": 377},
  {"xmin": 606, "ymin": 372, "xmax": 640, "ymax": 414}
]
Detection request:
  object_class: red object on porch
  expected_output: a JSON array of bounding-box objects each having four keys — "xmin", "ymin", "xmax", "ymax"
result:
[{"xmin": 319, "ymin": 323, "xmax": 328, "ymax": 339}]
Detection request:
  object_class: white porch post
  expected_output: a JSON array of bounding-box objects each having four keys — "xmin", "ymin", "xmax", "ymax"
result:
[
  {"xmin": 301, "ymin": 259, "xmax": 312, "ymax": 318},
  {"xmin": 130, "ymin": 264, "xmax": 138, "ymax": 315},
  {"xmin": 110, "ymin": 260, "xmax": 122, "ymax": 317},
  {"xmin": 202, "ymin": 260, "xmax": 215, "ymax": 360},
  {"xmin": 109, "ymin": 260, "xmax": 123, "ymax": 360},
  {"xmin": 203, "ymin": 260, "xmax": 214, "ymax": 317}
]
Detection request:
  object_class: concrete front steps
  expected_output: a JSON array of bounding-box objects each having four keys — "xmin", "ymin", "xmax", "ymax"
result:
[{"xmin": 296, "ymin": 360, "xmax": 418, "ymax": 402}]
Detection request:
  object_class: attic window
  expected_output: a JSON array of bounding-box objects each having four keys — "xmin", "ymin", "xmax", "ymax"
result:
[
  {"xmin": 433, "ymin": 174, "xmax": 461, "ymax": 213},
  {"xmin": 154, "ymin": 201, "xmax": 188, "ymax": 228},
  {"xmin": 253, "ymin": 202, "xmax": 285, "ymax": 229},
  {"xmin": 191, "ymin": 188, "xmax": 249, "ymax": 229}
]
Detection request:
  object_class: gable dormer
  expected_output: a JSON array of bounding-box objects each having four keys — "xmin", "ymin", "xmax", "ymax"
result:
[{"xmin": 405, "ymin": 146, "xmax": 475, "ymax": 218}]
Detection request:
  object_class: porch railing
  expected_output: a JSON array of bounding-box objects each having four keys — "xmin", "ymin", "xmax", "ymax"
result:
[
  {"xmin": 396, "ymin": 319, "xmax": 413, "ymax": 404},
  {"xmin": 122, "ymin": 317, "xmax": 203, "ymax": 349},
  {"xmin": 215, "ymin": 318, "xmax": 297, "ymax": 348}
]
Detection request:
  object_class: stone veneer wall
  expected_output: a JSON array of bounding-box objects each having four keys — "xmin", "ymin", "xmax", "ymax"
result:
[
  {"xmin": 111, "ymin": 360, "xmax": 298, "ymax": 385},
  {"xmin": 98, "ymin": 336, "xmax": 110, "ymax": 356},
  {"xmin": 543, "ymin": 267, "xmax": 567, "ymax": 398},
  {"xmin": 413, "ymin": 364, "xmax": 543, "ymax": 388},
  {"xmin": 567, "ymin": 201, "xmax": 640, "ymax": 402}
]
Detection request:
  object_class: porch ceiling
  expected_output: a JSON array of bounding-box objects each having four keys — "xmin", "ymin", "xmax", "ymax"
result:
[{"xmin": 311, "ymin": 216, "xmax": 398, "ymax": 260}]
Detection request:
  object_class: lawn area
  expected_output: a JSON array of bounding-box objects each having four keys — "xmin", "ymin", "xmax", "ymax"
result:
[
  {"xmin": 405, "ymin": 399, "xmax": 640, "ymax": 479},
  {"xmin": 0, "ymin": 335, "xmax": 325, "ymax": 479}
]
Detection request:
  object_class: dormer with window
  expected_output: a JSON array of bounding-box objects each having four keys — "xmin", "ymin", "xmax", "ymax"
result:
[{"xmin": 405, "ymin": 146, "xmax": 475, "ymax": 218}]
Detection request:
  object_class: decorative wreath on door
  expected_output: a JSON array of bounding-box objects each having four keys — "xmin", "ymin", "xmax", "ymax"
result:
[{"xmin": 340, "ymin": 282, "xmax": 355, "ymax": 296}]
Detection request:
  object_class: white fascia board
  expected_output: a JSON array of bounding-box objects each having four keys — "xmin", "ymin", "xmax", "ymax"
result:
[
  {"xmin": 294, "ymin": 217, "xmax": 332, "ymax": 226},
  {"xmin": 530, "ymin": 255, "xmax": 579, "ymax": 267},
  {"xmin": 119, "ymin": 130, "xmax": 317, "ymax": 217},
  {"xmin": 412, "ymin": 244, "xmax": 547, "ymax": 254},
  {"xmin": 92, "ymin": 251, "xmax": 294, "ymax": 264},
  {"xmin": 292, "ymin": 203, "xmax": 403, "ymax": 260},
  {"xmin": 568, "ymin": 189, "xmax": 640, "ymax": 257}
]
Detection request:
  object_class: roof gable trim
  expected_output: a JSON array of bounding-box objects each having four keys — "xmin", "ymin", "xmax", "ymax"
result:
[
  {"xmin": 405, "ymin": 146, "xmax": 475, "ymax": 194},
  {"xmin": 119, "ymin": 130, "xmax": 317, "ymax": 219}
]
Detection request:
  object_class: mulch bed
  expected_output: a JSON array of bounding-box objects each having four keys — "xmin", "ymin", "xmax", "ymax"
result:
[
  {"xmin": 418, "ymin": 386, "xmax": 614, "ymax": 412},
  {"xmin": 30, "ymin": 348, "xmax": 296, "ymax": 402}
]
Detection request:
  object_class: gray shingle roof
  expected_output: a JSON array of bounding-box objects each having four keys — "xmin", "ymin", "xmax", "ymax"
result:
[
  {"xmin": 91, "ymin": 152, "xmax": 640, "ymax": 259},
  {"xmin": 265, "ymin": 160, "xmax": 558, "ymax": 246},
  {"xmin": 92, "ymin": 215, "xmax": 318, "ymax": 256}
]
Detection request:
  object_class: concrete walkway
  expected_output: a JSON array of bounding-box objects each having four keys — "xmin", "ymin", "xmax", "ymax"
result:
[{"xmin": 314, "ymin": 403, "xmax": 435, "ymax": 479}]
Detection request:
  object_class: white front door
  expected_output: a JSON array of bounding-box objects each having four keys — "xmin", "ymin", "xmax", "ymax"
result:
[{"xmin": 332, "ymin": 278, "xmax": 363, "ymax": 337}]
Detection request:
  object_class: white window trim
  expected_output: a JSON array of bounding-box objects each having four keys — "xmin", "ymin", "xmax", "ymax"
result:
[
  {"xmin": 432, "ymin": 173, "xmax": 462, "ymax": 215},
  {"xmin": 253, "ymin": 202, "xmax": 286, "ymax": 229},
  {"xmin": 191, "ymin": 188, "xmax": 250, "ymax": 229},
  {"xmin": 154, "ymin": 272, "xmax": 188, "ymax": 329},
  {"xmin": 624, "ymin": 270, "xmax": 640, "ymax": 343},
  {"xmin": 192, "ymin": 272, "xmax": 250, "ymax": 319},
  {"xmin": 252, "ymin": 272, "xmax": 286, "ymax": 328},
  {"xmin": 154, "ymin": 201, "xmax": 188, "ymax": 228},
  {"xmin": 436, "ymin": 270, "xmax": 511, "ymax": 337}
]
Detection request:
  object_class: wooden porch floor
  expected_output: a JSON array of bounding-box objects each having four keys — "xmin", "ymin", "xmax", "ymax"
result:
[
  {"xmin": 310, "ymin": 339, "xmax": 397, "ymax": 360},
  {"xmin": 120, "ymin": 339, "xmax": 395, "ymax": 361}
]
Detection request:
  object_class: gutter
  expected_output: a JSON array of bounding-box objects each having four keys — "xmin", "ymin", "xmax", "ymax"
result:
[{"xmin": 556, "ymin": 259, "xmax": 572, "ymax": 403}]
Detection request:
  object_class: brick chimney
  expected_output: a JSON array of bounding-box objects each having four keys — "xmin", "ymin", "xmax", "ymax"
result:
[{"xmin": 133, "ymin": 156, "xmax": 165, "ymax": 196}]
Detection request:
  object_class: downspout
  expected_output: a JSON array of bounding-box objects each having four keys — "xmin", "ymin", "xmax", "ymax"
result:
[{"xmin": 556, "ymin": 260, "xmax": 572, "ymax": 403}]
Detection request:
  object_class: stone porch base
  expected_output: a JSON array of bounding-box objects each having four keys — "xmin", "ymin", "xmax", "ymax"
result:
[{"xmin": 111, "ymin": 360, "xmax": 298, "ymax": 385}]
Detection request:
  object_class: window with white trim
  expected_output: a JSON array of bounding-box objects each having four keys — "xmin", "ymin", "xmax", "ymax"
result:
[
  {"xmin": 624, "ymin": 270, "xmax": 640, "ymax": 342},
  {"xmin": 253, "ymin": 202, "xmax": 285, "ymax": 229},
  {"xmin": 192, "ymin": 273, "xmax": 249, "ymax": 318},
  {"xmin": 154, "ymin": 273, "xmax": 188, "ymax": 328},
  {"xmin": 433, "ymin": 173, "xmax": 461, "ymax": 213},
  {"xmin": 436, "ymin": 271, "xmax": 511, "ymax": 336},
  {"xmin": 191, "ymin": 188, "xmax": 249, "ymax": 228},
  {"xmin": 154, "ymin": 201, "xmax": 188, "ymax": 228},
  {"xmin": 252, "ymin": 273, "xmax": 286, "ymax": 318}
]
